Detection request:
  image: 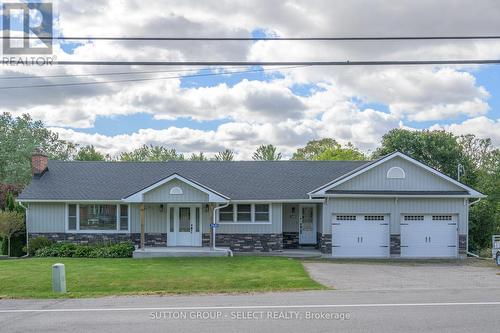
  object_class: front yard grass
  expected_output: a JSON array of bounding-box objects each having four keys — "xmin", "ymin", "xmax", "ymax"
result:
[{"xmin": 0, "ymin": 257, "xmax": 325, "ymax": 298}]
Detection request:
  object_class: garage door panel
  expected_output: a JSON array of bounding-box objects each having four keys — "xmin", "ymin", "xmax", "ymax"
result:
[
  {"xmin": 331, "ymin": 214, "xmax": 389, "ymax": 258},
  {"xmin": 401, "ymin": 214, "xmax": 457, "ymax": 258}
]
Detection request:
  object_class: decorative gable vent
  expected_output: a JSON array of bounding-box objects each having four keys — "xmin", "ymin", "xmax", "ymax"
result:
[
  {"xmin": 387, "ymin": 166, "xmax": 405, "ymax": 179},
  {"xmin": 169, "ymin": 186, "xmax": 183, "ymax": 195}
]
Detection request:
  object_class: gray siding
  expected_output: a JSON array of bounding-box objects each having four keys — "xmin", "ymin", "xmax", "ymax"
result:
[
  {"xmin": 130, "ymin": 204, "xmax": 168, "ymax": 233},
  {"xmin": 282, "ymin": 204, "xmax": 299, "ymax": 232},
  {"xmin": 323, "ymin": 198, "xmax": 468, "ymax": 234},
  {"xmin": 143, "ymin": 179, "xmax": 209, "ymax": 203},
  {"xmin": 208, "ymin": 203, "xmax": 282, "ymax": 234},
  {"xmin": 27, "ymin": 203, "xmax": 66, "ymax": 233},
  {"xmin": 336, "ymin": 157, "xmax": 463, "ymax": 192}
]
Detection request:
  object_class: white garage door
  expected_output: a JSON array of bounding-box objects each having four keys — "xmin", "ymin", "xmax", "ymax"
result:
[
  {"xmin": 331, "ymin": 214, "xmax": 390, "ymax": 258},
  {"xmin": 400, "ymin": 214, "xmax": 458, "ymax": 258}
]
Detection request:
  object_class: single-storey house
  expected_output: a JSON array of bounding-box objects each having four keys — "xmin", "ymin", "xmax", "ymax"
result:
[{"xmin": 18, "ymin": 150, "xmax": 485, "ymax": 258}]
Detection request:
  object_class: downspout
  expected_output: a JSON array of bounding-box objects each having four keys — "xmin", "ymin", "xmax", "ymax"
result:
[
  {"xmin": 17, "ymin": 201, "xmax": 30, "ymax": 258},
  {"xmin": 212, "ymin": 202, "xmax": 233, "ymax": 256}
]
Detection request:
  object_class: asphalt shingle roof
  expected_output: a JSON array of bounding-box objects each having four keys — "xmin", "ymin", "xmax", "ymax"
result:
[{"xmin": 18, "ymin": 160, "xmax": 370, "ymax": 201}]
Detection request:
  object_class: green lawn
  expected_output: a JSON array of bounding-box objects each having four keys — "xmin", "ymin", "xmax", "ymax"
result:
[{"xmin": 0, "ymin": 257, "xmax": 325, "ymax": 298}]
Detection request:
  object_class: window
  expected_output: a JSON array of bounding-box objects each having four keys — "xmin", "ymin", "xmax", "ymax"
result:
[
  {"xmin": 237, "ymin": 204, "xmax": 252, "ymax": 222},
  {"xmin": 404, "ymin": 215, "xmax": 424, "ymax": 221},
  {"xmin": 336, "ymin": 215, "xmax": 356, "ymax": 221},
  {"xmin": 169, "ymin": 207, "xmax": 174, "ymax": 232},
  {"xmin": 195, "ymin": 207, "xmax": 200, "ymax": 232},
  {"xmin": 218, "ymin": 204, "xmax": 272, "ymax": 223},
  {"xmin": 219, "ymin": 204, "xmax": 234, "ymax": 222},
  {"xmin": 387, "ymin": 167, "xmax": 406, "ymax": 179},
  {"xmin": 119, "ymin": 205, "xmax": 128, "ymax": 230},
  {"xmin": 254, "ymin": 204, "xmax": 270, "ymax": 222},
  {"xmin": 67, "ymin": 203, "xmax": 129, "ymax": 232},
  {"xmin": 364, "ymin": 215, "xmax": 385, "ymax": 221},
  {"xmin": 68, "ymin": 204, "xmax": 77, "ymax": 230},
  {"xmin": 432, "ymin": 215, "xmax": 452, "ymax": 221},
  {"xmin": 80, "ymin": 204, "xmax": 117, "ymax": 230}
]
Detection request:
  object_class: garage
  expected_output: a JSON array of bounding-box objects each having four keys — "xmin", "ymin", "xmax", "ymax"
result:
[
  {"xmin": 331, "ymin": 214, "xmax": 390, "ymax": 258},
  {"xmin": 400, "ymin": 214, "xmax": 458, "ymax": 258}
]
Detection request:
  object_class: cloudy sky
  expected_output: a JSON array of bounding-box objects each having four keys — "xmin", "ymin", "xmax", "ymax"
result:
[{"xmin": 1, "ymin": 0, "xmax": 500, "ymax": 158}]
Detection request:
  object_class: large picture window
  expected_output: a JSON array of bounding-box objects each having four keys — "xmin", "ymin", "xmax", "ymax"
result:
[
  {"xmin": 80, "ymin": 205, "xmax": 117, "ymax": 230},
  {"xmin": 218, "ymin": 204, "xmax": 271, "ymax": 223},
  {"xmin": 67, "ymin": 203, "xmax": 129, "ymax": 232}
]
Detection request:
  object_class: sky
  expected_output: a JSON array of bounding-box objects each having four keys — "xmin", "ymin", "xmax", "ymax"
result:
[{"xmin": 1, "ymin": 0, "xmax": 499, "ymax": 159}]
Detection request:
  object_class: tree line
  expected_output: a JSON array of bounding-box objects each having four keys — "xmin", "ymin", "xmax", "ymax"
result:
[{"xmin": 0, "ymin": 112, "xmax": 498, "ymax": 252}]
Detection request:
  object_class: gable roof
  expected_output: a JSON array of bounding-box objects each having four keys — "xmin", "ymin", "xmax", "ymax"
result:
[
  {"xmin": 123, "ymin": 173, "xmax": 230, "ymax": 202},
  {"xmin": 18, "ymin": 160, "xmax": 368, "ymax": 201},
  {"xmin": 309, "ymin": 151, "xmax": 485, "ymax": 198}
]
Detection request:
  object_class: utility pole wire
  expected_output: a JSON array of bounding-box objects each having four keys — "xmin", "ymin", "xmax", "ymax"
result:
[
  {"xmin": 0, "ymin": 66, "xmax": 250, "ymax": 80},
  {"xmin": 0, "ymin": 66, "xmax": 305, "ymax": 90},
  {"xmin": 41, "ymin": 59, "xmax": 500, "ymax": 66},
  {"xmin": 4, "ymin": 35, "xmax": 500, "ymax": 41}
]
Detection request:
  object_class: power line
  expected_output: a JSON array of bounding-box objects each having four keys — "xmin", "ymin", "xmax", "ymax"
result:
[
  {"xmin": 4, "ymin": 35, "xmax": 500, "ymax": 41},
  {"xmin": 0, "ymin": 66, "xmax": 250, "ymax": 80},
  {"xmin": 39, "ymin": 59, "xmax": 500, "ymax": 66},
  {"xmin": 0, "ymin": 66, "xmax": 305, "ymax": 90}
]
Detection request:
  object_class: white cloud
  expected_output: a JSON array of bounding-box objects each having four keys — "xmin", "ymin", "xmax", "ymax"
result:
[
  {"xmin": 431, "ymin": 116, "xmax": 500, "ymax": 146},
  {"xmin": 2, "ymin": 0, "xmax": 500, "ymax": 154}
]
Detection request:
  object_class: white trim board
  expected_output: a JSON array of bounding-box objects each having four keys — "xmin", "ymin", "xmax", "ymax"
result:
[
  {"xmin": 308, "ymin": 152, "xmax": 485, "ymax": 198},
  {"xmin": 122, "ymin": 173, "xmax": 230, "ymax": 203}
]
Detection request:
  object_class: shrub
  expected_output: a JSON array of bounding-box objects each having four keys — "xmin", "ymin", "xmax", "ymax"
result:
[
  {"xmin": 1, "ymin": 234, "xmax": 26, "ymax": 257},
  {"xmin": 26, "ymin": 236, "xmax": 53, "ymax": 256},
  {"xmin": 35, "ymin": 241, "xmax": 135, "ymax": 258}
]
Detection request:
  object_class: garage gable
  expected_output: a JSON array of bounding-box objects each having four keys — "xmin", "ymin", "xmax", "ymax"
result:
[{"xmin": 310, "ymin": 152, "xmax": 484, "ymax": 197}]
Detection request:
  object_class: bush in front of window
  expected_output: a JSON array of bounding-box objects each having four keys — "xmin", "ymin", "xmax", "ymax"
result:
[{"xmin": 34, "ymin": 241, "xmax": 135, "ymax": 258}]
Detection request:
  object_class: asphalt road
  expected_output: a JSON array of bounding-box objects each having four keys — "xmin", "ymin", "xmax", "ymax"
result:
[{"xmin": 1, "ymin": 288, "xmax": 499, "ymax": 333}]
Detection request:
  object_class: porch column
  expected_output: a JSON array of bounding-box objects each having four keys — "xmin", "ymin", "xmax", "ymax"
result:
[
  {"xmin": 140, "ymin": 204, "xmax": 145, "ymax": 250},
  {"xmin": 208, "ymin": 204, "xmax": 215, "ymax": 248}
]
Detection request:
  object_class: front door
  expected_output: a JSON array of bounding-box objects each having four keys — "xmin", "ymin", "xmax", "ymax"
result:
[
  {"xmin": 299, "ymin": 204, "xmax": 317, "ymax": 244},
  {"xmin": 173, "ymin": 206, "xmax": 202, "ymax": 246}
]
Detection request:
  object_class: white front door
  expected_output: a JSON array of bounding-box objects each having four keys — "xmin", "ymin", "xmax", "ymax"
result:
[
  {"xmin": 173, "ymin": 206, "xmax": 202, "ymax": 246},
  {"xmin": 400, "ymin": 214, "xmax": 457, "ymax": 258},
  {"xmin": 331, "ymin": 214, "xmax": 390, "ymax": 258},
  {"xmin": 299, "ymin": 205, "xmax": 317, "ymax": 244}
]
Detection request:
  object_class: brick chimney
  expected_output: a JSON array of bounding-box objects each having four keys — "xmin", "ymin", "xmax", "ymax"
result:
[{"xmin": 32, "ymin": 148, "xmax": 48, "ymax": 178}]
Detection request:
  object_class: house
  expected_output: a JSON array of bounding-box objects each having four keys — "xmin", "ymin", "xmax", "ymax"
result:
[{"xmin": 18, "ymin": 150, "xmax": 485, "ymax": 258}]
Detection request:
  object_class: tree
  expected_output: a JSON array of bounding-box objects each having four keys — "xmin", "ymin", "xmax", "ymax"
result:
[
  {"xmin": 119, "ymin": 145, "xmax": 184, "ymax": 161},
  {"xmin": 373, "ymin": 129, "xmax": 476, "ymax": 184},
  {"xmin": 0, "ymin": 211, "xmax": 25, "ymax": 257},
  {"xmin": 0, "ymin": 112, "xmax": 76, "ymax": 185},
  {"xmin": 252, "ymin": 145, "xmax": 282, "ymax": 161},
  {"xmin": 214, "ymin": 149, "xmax": 235, "ymax": 161},
  {"xmin": 189, "ymin": 152, "xmax": 208, "ymax": 161},
  {"xmin": 314, "ymin": 143, "xmax": 367, "ymax": 161},
  {"xmin": 74, "ymin": 145, "xmax": 108, "ymax": 161},
  {"xmin": 292, "ymin": 138, "xmax": 366, "ymax": 160}
]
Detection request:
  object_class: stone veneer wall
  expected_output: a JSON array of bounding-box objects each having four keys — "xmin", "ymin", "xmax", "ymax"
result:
[
  {"xmin": 28, "ymin": 232, "xmax": 167, "ymax": 247},
  {"xmin": 390, "ymin": 235, "xmax": 401, "ymax": 256},
  {"xmin": 282, "ymin": 232, "xmax": 299, "ymax": 249},
  {"xmin": 318, "ymin": 233, "xmax": 332, "ymax": 254},
  {"xmin": 202, "ymin": 233, "xmax": 282, "ymax": 252}
]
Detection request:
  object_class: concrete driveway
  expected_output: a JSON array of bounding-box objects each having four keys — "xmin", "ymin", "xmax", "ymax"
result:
[{"xmin": 304, "ymin": 260, "xmax": 500, "ymax": 291}]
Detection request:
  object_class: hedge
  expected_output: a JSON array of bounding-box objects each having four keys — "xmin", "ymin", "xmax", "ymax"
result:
[{"xmin": 35, "ymin": 242, "xmax": 135, "ymax": 258}]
